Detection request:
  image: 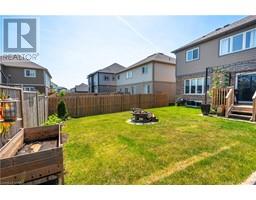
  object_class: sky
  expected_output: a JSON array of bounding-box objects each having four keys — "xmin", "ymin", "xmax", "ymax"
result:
[{"xmin": 1, "ymin": 15, "xmax": 244, "ymax": 89}]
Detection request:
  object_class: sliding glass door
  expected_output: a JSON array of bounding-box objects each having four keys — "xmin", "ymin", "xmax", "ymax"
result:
[{"xmin": 237, "ymin": 73, "xmax": 256, "ymax": 103}]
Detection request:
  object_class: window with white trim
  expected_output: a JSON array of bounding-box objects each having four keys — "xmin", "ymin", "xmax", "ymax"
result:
[
  {"xmin": 126, "ymin": 71, "xmax": 133, "ymax": 79},
  {"xmin": 24, "ymin": 69, "xmax": 36, "ymax": 78},
  {"xmin": 186, "ymin": 47, "xmax": 199, "ymax": 62},
  {"xmin": 23, "ymin": 87, "xmax": 36, "ymax": 91},
  {"xmin": 142, "ymin": 66, "xmax": 148, "ymax": 74},
  {"xmin": 220, "ymin": 28, "xmax": 256, "ymax": 56},
  {"xmin": 144, "ymin": 84, "xmax": 150, "ymax": 94},
  {"xmin": 246, "ymin": 29, "xmax": 256, "ymax": 49},
  {"xmin": 184, "ymin": 78, "xmax": 204, "ymax": 95}
]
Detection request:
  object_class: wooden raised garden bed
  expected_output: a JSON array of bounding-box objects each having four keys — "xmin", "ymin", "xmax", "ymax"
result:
[{"xmin": 0, "ymin": 124, "xmax": 64, "ymax": 185}]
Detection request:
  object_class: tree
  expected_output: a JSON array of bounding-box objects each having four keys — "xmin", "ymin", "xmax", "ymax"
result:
[{"xmin": 57, "ymin": 100, "xmax": 68, "ymax": 120}]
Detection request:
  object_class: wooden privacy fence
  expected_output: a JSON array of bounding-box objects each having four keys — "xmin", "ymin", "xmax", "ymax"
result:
[
  {"xmin": 211, "ymin": 87, "xmax": 229, "ymax": 109},
  {"xmin": 23, "ymin": 92, "xmax": 48, "ymax": 128},
  {"xmin": 48, "ymin": 94, "xmax": 169, "ymax": 117}
]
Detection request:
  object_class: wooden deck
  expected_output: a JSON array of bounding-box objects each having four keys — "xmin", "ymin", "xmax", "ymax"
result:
[{"xmin": 227, "ymin": 105, "xmax": 253, "ymax": 121}]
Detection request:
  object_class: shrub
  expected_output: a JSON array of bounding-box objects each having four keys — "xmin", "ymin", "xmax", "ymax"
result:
[
  {"xmin": 44, "ymin": 114, "xmax": 62, "ymax": 126},
  {"xmin": 58, "ymin": 90, "xmax": 66, "ymax": 97},
  {"xmin": 57, "ymin": 100, "xmax": 68, "ymax": 120}
]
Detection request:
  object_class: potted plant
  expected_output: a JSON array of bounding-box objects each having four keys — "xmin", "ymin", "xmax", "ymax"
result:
[{"xmin": 201, "ymin": 103, "xmax": 211, "ymax": 115}]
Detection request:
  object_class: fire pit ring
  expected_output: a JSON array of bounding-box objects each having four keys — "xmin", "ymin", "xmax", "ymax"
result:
[{"xmin": 127, "ymin": 108, "xmax": 159, "ymax": 125}]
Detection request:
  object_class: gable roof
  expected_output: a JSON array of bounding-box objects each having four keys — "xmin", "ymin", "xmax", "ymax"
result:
[
  {"xmin": 88, "ymin": 63, "xmax": 125, "ymax": 77},
  {"xmin": 0, "ymin": 55, "xmax": 52, "ymax": 78},
  {"xmin": 172, "ymin": 15, "xmax": 256, "ymax": 53},
  {"xmin": 117, "ymin": 53, "xmax": 176, "ymax": 73}
]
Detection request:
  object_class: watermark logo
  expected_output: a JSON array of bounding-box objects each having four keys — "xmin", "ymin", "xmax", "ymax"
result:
[{"xmin": 2, "ymin": 17, "xmax": 39, "ymax": 62}]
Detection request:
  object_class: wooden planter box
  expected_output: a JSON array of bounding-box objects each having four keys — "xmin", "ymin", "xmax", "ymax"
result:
[{"xmin": 0, "ymin": 124, "xmax": 64, "ymax": 185}]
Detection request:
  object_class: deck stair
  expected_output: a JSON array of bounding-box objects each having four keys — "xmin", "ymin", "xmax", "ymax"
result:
[{"xmin": 227, "ymin": 105, "xmax": 253, "ymax": 121}]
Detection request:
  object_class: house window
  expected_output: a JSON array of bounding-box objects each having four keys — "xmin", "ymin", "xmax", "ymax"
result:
[
  {"xmin": 144, "ymin": 84, "xmax": 150, "ymax": 94},
  {"xmin": 196, "ymin": 78, "xmax": 203, "ymax": 94},
  {"xmin": 24, "ymin": 87, "xmax": 36, "ymax": 91},
  {"xmin": 117, "ymin": 75, "xmax": 120, "ymax": 80},
  {"xmin": 191, "ymin": 79, "xmax": 196, "ymax": 94},
  {"xmin": 131, "ymin": 86, "xmax": 136, "ymax": 94},
  {"xmin": 185, "ymin": 80, "xmax": 190, "ymax": 94},
  {"xmin": 142, "ymin": 66, "xmax": 148, "ymax": 74},
  {"xmin": 126, "ymin": 71, "xmax": 133, "ymax": 79},
  {"xmin": 125, "ymin": 88, "xmax": 129, "ymax": 94},
  {"xmin": 186, "ymin": 47, "xmax": 199, "ymax": 62},
  {"xmin": 24, "ymin": 69, "xmax": 36, "ymax": 78},
  {"xmin": 246, "ymin": 29, "xmax": 256, "ymax": 49},
  {"xmin": 184, "ymin": 78, "xmax": 204, "ymax": 95},
  {"xmin": 220, "ymin": 28, "xmax": 256, "ymax": 56},
  {"xmin": 220, "ymin": 38, "xmax": 231, "ymax": 55},
  {"xmin": 232, "ymin": 33, "xmax": 243, "ymax": 52},
  {"xmin": 112, "ymin": 76, "xmax": 115, "ymax": 81},
  {"xmin": 104, "ymin": 75, "xmax": 109, "ymax": 81}
]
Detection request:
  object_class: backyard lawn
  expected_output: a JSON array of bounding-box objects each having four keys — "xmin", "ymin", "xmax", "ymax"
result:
[{"xmin": 63, "ymin": 106, "xmax": 256, "ymax": 184}]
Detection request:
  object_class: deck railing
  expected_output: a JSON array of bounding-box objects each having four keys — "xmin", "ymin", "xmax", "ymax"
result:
[
  {"xmin": 225, "ymin": 86, "xmax": 235, "ymax": 118},
  {"xmin": 252, "ymin": 91, "xmax": 256, "ymax": 122},
  {"xmin": 211, "ymin": 87, "xmax": 229, "ymax": 109}
]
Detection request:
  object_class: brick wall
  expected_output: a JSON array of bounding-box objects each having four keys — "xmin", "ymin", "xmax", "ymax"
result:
[{"xmin": 176, "ymin": 59, "xmax": 256, "ymax": 103}]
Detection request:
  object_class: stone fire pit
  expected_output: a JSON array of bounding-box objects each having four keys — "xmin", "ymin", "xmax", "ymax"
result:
[{"xmin": 127, "ymin": 108, "xmax": 158, "ymax": 125}]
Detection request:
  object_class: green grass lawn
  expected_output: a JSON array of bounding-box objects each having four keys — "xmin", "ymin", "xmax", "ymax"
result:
[{"xmin": 63, "ymin": 106, "xmax": 256, "ymax": 184}]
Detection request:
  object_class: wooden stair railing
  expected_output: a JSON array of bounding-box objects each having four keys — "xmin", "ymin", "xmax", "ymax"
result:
[
  {"xmin": 225, "ymin": 86, "xmax": 235, "ymax": 118},
  {"xmin": 252, "ymin": 91, "xmax": 256, "ymax": 122}
]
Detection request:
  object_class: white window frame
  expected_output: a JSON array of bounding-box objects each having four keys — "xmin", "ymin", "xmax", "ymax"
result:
[
  {"xmin": 24, "ymin": 69, "xmax": 36, "ymax": 78},
  {"xmin": 142, "ymin": 66, "xmax": 148, "ymax": 74},
  {"xmin": 23, "ymin": 86, "xmax": 36, "ymax": 91},
  {"xmin": 219, "ymin": 28, "xmax": 256, "ymax": 56},
  {"xmin": 186, "ymin": 47, "xmax": 199, "ymax": 62},
  {"xmin": 245, "ymin": 28, "xmax": 256, "ymax": 49},
  {"xmin": 184, "ymin": 77, "xmax": 205, "ymax": 95},
  {"xmin": 126, "ymin": 71, "xmax": 133, "ymax": 79},
  {"xmin": 144, "ymin": 84, "xmax": 150, "ymax": 94}
]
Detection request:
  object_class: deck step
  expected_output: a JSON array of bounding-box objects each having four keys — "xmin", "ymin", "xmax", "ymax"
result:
[
  {"xmin": 228, "ymin": 113, "xmax": 252, "ymax": 120},
  {"xmin": 232, "ymin": 105, "xmax": 253, "ymax": 113}
]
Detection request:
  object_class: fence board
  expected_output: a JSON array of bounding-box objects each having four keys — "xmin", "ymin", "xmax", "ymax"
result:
[{"xmin": 48, "ymin": 94, "xmax": 168, "ymax": 117}]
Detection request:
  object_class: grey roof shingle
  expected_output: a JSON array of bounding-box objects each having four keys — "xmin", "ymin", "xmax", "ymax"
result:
[
  {"xmin": 117, "ymin": 53, "xmax": 176, "ymax": 73},
  {"xmin": 172, "ymin": 16, "xmax": 256, "ymax": 53},
  {"xmin": 0, "ymin": 55, "xmax": 52, "ymax": 77},
  {"xmin": 88, "ymin": 63, "xmax": 125, "ymax": 76}
]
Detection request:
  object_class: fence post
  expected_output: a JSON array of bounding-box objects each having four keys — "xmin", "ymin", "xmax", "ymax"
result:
[
  {"xmin": 20, "ymin": 88, "xmax": 25, "ymax": 128},
  {"xmin": 76, "ymin": 95, "xmax": 78, "ymax": 117},
  {"xmin": 36, "ymin": 93, "xmax": 40, "ymax": 126}
]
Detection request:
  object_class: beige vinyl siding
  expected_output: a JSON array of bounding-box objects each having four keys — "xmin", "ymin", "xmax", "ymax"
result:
[
  {"xmin": 116, "ymin": 63, "xmax": 153, "ymax": 86},
  {"xmin": 154, "ymin": 62, "xmax": 176, "ymax": 82},
  {"xmin": 176, "ymin": 24, "xmax": 256, "ymax": 76}
]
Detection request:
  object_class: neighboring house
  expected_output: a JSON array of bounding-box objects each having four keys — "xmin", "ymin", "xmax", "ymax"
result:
[
  {"xmin": 116, "ymin": 53, "xmax": 176, "ymax": 103},
  {"xmin": 70, "ymin": 83, "xmax": 89, "ymax": 93},
  {"xmin": 172, "ymin": 16, "xmax": 256, "ymax": 105},
  {"xmin": 87, "ymin": 63, "xmax": 125, "ymax": 93},
  {"xmin": 0, "ymin": 55, "xmax": 52, "ymax": 95},
  {"xmin": 50, "ymin": 82, "xmax": 68, "ymax": 93}
]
